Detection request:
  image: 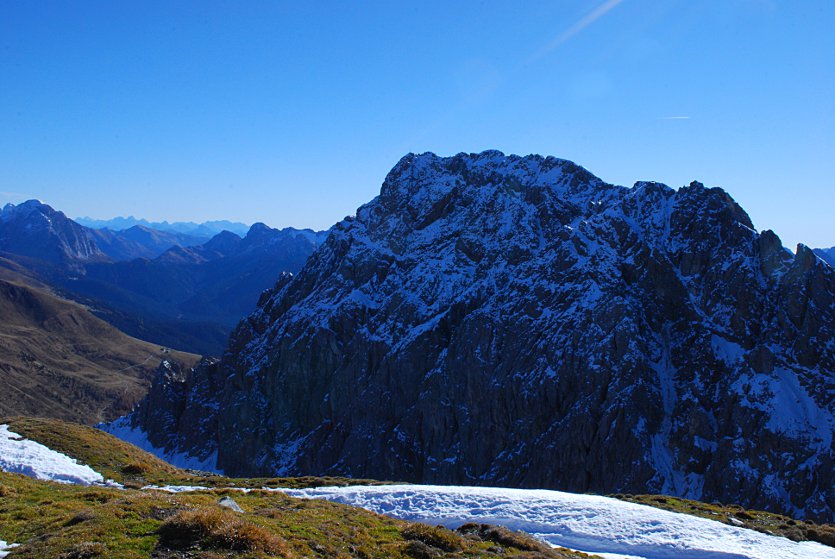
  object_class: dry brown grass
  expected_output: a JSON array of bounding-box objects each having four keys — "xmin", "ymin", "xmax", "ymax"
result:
[
  {"xmin": 402, "ymin": 523, "xmax": 464, "ymax": 552},
  {"xmin": 456, "ymin": 523, "xmax": 598, "ymax": 558},
  {"xmin": 0, "ymin": 271, "xmax": 199, "ymax": 425},
  {"xmin": 158, "ymin": 506, "xmax": 291, "ymax": 555}
]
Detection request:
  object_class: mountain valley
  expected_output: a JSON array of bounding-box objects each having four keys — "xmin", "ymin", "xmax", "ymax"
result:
[
  {"xmin": 0, "ymin": 200, "xmax": 325, "ymax": 354},
  {"xmin": 0, "ymin": 267, "xmax": 197, "ymax": 424}
]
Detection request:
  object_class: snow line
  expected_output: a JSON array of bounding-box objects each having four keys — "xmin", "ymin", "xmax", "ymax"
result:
[
  {"xmin": 0, "ymin": 425, "xmax": 105, "ymax": 486},
  {"xmin": 278, "ymin": 484, "xmax": 835, "ymax": 559},
  {"xmin": 0, "ymin": 540, "xmax": 20, "ymax": 559}
]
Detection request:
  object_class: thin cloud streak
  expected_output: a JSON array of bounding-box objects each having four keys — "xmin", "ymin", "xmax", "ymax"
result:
[
  {"xmin": 528, "ymin": 0, "xmax": 625, "ymax": 63},
  {"xmin": 404, "ymin": 0, "xmax": 626, "ymax": 151},
  {"xmin": 659, "ymin": 116, "xmax": 691, "ymax": 120}
]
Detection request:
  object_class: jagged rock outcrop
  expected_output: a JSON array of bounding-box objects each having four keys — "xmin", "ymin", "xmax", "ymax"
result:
[
  {"xmin": 122, "ymin": 358, "xmax": 223, "ymax": 461},
  {"xmin": 120, "ymin": 151, "xmax": 835, "ymax": 521}
]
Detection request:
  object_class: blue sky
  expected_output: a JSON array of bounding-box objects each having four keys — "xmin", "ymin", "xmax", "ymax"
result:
[{"xmin": 1, "ymin": 1, "xmax": 832, "ymax": 248}]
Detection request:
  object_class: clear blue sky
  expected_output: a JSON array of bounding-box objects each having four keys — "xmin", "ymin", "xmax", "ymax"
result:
[{"xmin": 1, "ymin": 1, "xmax": 832, "ymax": 248}]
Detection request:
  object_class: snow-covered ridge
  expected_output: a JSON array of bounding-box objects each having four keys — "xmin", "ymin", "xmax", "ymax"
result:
[
  {"xmin": 118, "ymin": 150, "xmax": 835, "ymax": 521},
  {"xmin": 0, "ymin": 424, "xmax": 110, "ymax": 486},
  {"xmin": 281, "ymin": 485, "xmax": 835, "ymax": 559}
]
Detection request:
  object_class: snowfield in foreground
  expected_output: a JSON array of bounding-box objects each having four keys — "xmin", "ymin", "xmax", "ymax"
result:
[
  {"xmin": 281, "ymin": 485, "xmax": 835, "ymax": 559},
  {"xmin": 3, "ymin": 423, "xmax": 834, "ymax": 559},
  {"xmin": 0, "ymin": 424, "xmax": 105, "ymax": 485}
]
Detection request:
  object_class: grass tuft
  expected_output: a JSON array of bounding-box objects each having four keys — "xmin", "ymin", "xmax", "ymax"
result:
[
  {"xmin": 120, "ymin": 462, "xmax": 152, "ymax": 476},
  {"xmin": 65, "ymin": 509, "xmax": 97, "ymax": 527},
  {"xmin": 458, "ymin": 523, "xmax": 552, "ymax": 552},
  {"xmin": 158, "ymin": 506, "xmax": 290, "ymax": 555},
  {"xmin": 402, "ymin": 523, "xmax": 463, "ymax": 552}
]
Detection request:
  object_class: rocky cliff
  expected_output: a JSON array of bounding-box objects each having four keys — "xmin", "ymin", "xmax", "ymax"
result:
[
  {"xmin": 0, "ymin": 200, "xmax": 105, "ymax": 266},
  {"xmin": 116, "ymin": 151, "xmax": 835, "ymax": 521}
]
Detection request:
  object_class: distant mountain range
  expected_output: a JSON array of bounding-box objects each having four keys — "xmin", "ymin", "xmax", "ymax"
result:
[
  {"xmin": 76, "ymin": 215, "xmax": 251, "ymax": 238},
  {"xmin": 0, "ymin": 200, "xmax": 327, "ymax": 354},
  {"xmin": 1, "ymin": 201, "xmax": 204, "ymax": 263},
  {"xmin": 88, "ymin": 226, "xmax": 207, "ymax": 261},
  {"xmin": 60, "ymin": 224, "xmax": 327, "ymax": 354},
  {"xmin": 1, "ymin": 200, "xmax": 106, "ymax": 267}
]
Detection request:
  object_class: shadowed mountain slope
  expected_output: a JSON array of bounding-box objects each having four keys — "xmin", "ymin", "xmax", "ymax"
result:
[
  {"xmin": 121, "ymin": 151, "xmax": 835, "ymax": 522},
  {"xmin": 0, "ymin": 200, "xmax": 326, "ymax": 354},
  {"xmin": 0, "ymin": 270, "xmax": 197, "ymax": 423},
  {"xmin": 58, "ymin": 224, "xmax": 327, "ymax": 354},
  {"xmin": 815, "ymin": 247, "xmax": 835, "ymax": 267}
]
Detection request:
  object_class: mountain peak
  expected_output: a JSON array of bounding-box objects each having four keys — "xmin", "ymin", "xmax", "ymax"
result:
[
  {"xmin": 0, "ymin": 200, "xmax": 104, "ymax": 264},
  {"xmin": 119, "ymin": 153, "xmax": 835, "ymax": 522},
  {"xmin": 1, "ymin": 199, "xmax": 50, "ymax": 220},
  {"xmin": 376, "ymin": 151, "xmax": 610, "ymax": 232},
  {"xmin": 244, "ymin": 222, "xmax": 277, "ymax": 244}
]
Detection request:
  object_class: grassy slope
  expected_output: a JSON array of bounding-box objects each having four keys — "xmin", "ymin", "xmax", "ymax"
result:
[
  {"xmin": 0, "ymin": 418, "xmax": 591, "ymax": 559},
  {"xmin": 614, "ymin": 493, "xmax": 835, "ymax": 548},
  {"xmin": 1, "ymin": 417, "xmax": 385, "ymax": 490},
  {"xmin": 3, "ymin": 417, "xmax": 834, "ymax": 556},
  {"xmin": 0, "ymin": 271, "xmax": 198, "ymax": 424}
]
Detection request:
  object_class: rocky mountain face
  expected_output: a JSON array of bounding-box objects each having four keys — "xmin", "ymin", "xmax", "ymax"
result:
[
  {"xmin": 114, "ymin": 151, "xmax": 835, "ymax": 521},
  {"xmin": 0, "ymin": 201, "xmax": 105, "ymax": 267}
]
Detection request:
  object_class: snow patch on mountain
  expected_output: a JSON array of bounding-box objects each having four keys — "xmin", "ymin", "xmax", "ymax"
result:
[
  {"xmin": 101, "ymin": 416, "xmax": 220, "ymax": 473},
  {"xmin": 0, "ymin": 425, "xmax": 105, "ymax": 485},
  {"xmin": 280, "ymin": 484, "xmax": 835, "ymax": 559},
  {"xmin": 733, "ymin": 367, "xmax": 835, "ymax": 450}
]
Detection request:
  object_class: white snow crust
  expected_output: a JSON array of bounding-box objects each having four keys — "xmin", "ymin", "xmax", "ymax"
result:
[
  {"xmin": 279, "ymin": 484, "xmax": 835, "ymax": 559},
  {"xmin": 0, "ymin": 540, "xmax": 20, "ymax": 558},
  {"xmin": 142, "ymin": 484, "xmax": 233, "ymax": 493},
  {"xmin": 0, "ymin": 425, "xmax": 104, "ymax": 485}
]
